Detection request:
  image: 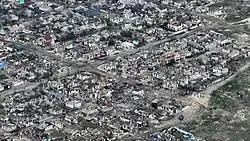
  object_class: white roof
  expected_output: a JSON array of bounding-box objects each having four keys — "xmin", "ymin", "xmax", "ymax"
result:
[{"xmin": 121, "ymin": 41, "xmax": 134, "ymax": 47}]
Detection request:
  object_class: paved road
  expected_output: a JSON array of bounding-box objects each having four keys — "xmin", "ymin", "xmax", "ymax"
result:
[
  {"xmin": 2, "ymin": 2, "xmax": 250, "ymax": 139},
  {"xmin": 1, "ymin": 23, "xmax": 213, "ymax": 80},
  {"xmin": 202, "ymin": 62, "xmax": 250, "ymax": 96},
  {"xmin": 119, "ymin": 6, "xmax": 250, "ymax": 139},
  {"xmin": 0, "ymin": 78, "xmax": 50, "ymax": 100},
  {"xmin": 163, "ymin": 4, "xmax": 249, "ymax": 35},
  {"xmin": 124, "ymin": 62, "xmax": 250, "ymax": 140},
  {"xmin": 1, "ymin": 15, "xmax": 236, "ymax": 82},
  {"xmin": 0, "ymin": 21, "xmax": 238, "ymax": 136},
  {"xmin": 124, "ymin": 101, "xmax": 205, "ymax": 140},
  {"xmin": 0, "ymin": 82, "xmax": 39, "ymax": 99}
]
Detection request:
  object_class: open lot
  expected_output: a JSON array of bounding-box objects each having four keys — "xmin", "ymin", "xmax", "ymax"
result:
[{"xmin": 182, "ymin": 64, "xmax": 250, "ymax": 141}]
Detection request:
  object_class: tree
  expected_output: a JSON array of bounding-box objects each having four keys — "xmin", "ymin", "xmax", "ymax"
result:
[
  {"xmin": 178, "ymin": 115, "xmax": 184, "ymax": 121},
  {"xmin": 120, "ymin": 31, "xmax": 133, "ymax": 38}
]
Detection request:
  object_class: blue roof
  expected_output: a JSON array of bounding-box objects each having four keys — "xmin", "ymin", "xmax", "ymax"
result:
[
  {"xmin": 76, "ymin": 7, "xmax": 101, "ymax": 18},
  {"xmin": 85, "ymin": 7, "xmax": 101, "ymax": 17},
  {"xmin": 0, "ymin": 62, "xmax": 7, "ymax": 68},
  {"xmin": 14, "ymin": 44, "xmax": 25, "ymax": 50}
]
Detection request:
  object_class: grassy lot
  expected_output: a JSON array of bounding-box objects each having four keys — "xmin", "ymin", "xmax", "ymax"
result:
[
  {"xmin": 181, "ymin": 67, "xmax": 250, "ymax": 141},
  {"xmin": 208, "ymin": 1, "xmax": 250, "ymax": 22}
]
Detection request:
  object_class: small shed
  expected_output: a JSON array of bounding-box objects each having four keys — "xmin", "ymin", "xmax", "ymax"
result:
[
  {"xmin": 44, "ymin": 35, "xmax": 53, "ymax": 41},
  {"xmin": 85, "ymin": 7, "xmax": 101, "ymax": 18},
  {"xmin": 12, "ymin": 44, "xmax": 25, "ymax": 50},
  {"xmin": 0, "ymin": 62, "xmax": 7, "ymax": 68}
]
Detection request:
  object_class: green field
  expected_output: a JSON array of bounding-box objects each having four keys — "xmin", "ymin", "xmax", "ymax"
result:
[{"xmin": 182, "ymin": 67, "xmax": 250, "ymax": 141}]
